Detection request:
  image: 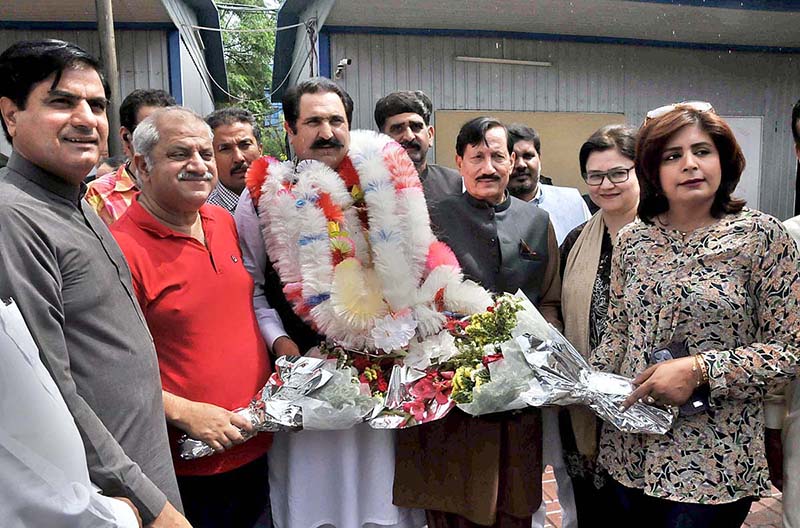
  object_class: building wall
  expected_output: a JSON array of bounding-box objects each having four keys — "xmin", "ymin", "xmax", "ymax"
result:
[
  {"xmin": 161, "ymin": 0, "xmax": 217, "ymax": 116},
  {"xmin": 0, "ymin": 28, "xmax": 170, "ymax": 156},
  {"xmin": 329, "ymin": 32, "xmax": 800, "ymax": 219}
]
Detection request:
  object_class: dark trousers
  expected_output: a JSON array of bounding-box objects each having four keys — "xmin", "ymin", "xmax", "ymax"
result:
[
  {"xmin": 571, "ymin": 473, "xmax": 616, "ymax": 527},
  {"xmin": 177, "ymin": 455, "xmax": 271, "ymax": 528},
  {"xmin": 425, "ymin": 510, "xmax": 532, "ymax": 528},
  {"xmin": 611, "ymin": 479, "xmax": 753, "ymax": 528}
]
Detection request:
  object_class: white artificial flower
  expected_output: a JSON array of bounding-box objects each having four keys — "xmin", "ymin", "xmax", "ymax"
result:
[
  {"xmin": 404, "ymin": 330, "xmax": 459, "ymax": 370},
  {"xmin": 371, "ymin": 311, "xmax": 418, "ymax": 352}
]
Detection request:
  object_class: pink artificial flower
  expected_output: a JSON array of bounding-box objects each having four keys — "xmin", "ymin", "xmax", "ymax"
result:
[
  {"xmin": 382, "ymin": 142, "xmax": 422, "ymax": 191},
  {"xmin": 482, "ymin": 353, "xmax": 504, "ymax": 368},
  {"xmin": 409, "ymin": 377, "xmax": 437, "ymax": 400},
  {"xmin": 402, "ymin": 399, "xmax": 427, "ymax": 421},
  {"xmin": 426, "ymin": 240, "xmax": 460, "ymax": 272}
]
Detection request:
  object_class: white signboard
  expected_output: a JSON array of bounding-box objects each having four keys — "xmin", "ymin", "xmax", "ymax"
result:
[{"xmin": 722, "ymin": 116, "xmax": 762, "ymax": 210}]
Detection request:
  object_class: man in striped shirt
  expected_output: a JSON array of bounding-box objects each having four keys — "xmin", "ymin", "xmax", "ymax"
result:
[{"xmin": 205, "ymin": 107, "xmax": 262, "ymax": 214}]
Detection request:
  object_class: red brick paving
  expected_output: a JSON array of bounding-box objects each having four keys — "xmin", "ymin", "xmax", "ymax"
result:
[{"xmin": 541, "ymin": 466, "xmax": 783, "ymax": 528}]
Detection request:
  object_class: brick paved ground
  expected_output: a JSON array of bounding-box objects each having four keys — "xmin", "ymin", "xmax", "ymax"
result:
[{"xmin": 541, "ymin": 466, "xmax": 783, "ymax": 528}]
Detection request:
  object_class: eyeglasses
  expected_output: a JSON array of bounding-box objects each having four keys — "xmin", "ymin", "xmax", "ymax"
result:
[
  {"xmin": 582, "ymin": 166, "xmax": 634, "ymax": 186},
  {"xmin": 645, "ymin": 101, "xmax": 715, "ymax": 123}
]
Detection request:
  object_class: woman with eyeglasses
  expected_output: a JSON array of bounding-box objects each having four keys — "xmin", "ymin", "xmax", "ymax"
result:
[
  {"xmin": 589, "ymin": 103, "xmax": 800, "ymax": 527},
  {"xmin": 558, "ymin": 124, "xmax": 640, "ymax": 525}
]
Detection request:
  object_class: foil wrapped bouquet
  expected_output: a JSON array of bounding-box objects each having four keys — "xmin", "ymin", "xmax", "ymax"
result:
[
  {"xmin": 180, "ymin": 355, "xmax": 369, "ymax": 459},
  {"xmin": 371, "ymin": 292, "xmax": 674, "ymax": 435}
]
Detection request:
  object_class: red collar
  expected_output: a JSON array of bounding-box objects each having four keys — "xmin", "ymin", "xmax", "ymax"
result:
[{"xmin": 126, "ymin": 197, "xmax": 216, "ymax": 241}]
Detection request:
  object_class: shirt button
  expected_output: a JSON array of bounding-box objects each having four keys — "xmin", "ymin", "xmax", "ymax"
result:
[{"xmin": 489, "ymin": 237, "xmax": 496, "ymax": 244}]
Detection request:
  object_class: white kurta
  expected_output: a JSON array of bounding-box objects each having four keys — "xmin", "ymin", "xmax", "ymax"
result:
[{"xmin": 268, "ymin": 424, "xmax": 425, "ymax": 528}]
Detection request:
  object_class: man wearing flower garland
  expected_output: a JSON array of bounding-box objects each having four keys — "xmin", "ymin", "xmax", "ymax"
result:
[
  {"xmin": 394, "ymin": 117, "xmax": 562, "ymax": 528},
  {"xmin": 235, "ymin": 77, "xmax": 428, "ymax": 528},
  {"xmin": 374, "ymin": 90, "xmax": 462, "ymax": 205},
  {"xmin": 111, "ymin": 106, "xmax": 273, "ymax": 527}
]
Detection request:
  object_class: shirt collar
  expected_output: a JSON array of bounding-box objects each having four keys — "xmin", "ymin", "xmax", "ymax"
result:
[
  {"xmin": 7, "ymin": 151, "xmax": 86, "ymax": 204},
  {"xmin": 463, "ymin": 190, "xmax": 512, "ymax": 212},
  {"xmin": 531, "ymin": 184, "xmax": 544, "ymax": 205},
  {"xmin": 113, "ymin": 163, "xmax": 137, "ymax": 192},
  {"xmin": 125, "ymin": 196, "xmax": 215, "ymax": 240}
]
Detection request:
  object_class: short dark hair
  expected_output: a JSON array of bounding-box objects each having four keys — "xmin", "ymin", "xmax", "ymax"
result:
[
  {"xmin": 98, "ymin": 155, "xmax": 127, "ymax": 170},
  {"xmin": 579, "ymin": 124, "xmax": 637, "ymax": 175},
  {"xmin": 205, "ymin": 106, "xmax": 262, "ymax": 144},
  {"xmin": 282, "ymin": 77, "xmax": 353, "ymax": 133},
  {"xmin": 455, "ymin": 117, "xmax": 512, "ymax": 157},
  {"xmin": 374, "ymin": 90, "xmax": 432, "ymax": 130},
  {"xmin": 0, "ymin": 39, "xmax": 109, "ymax": 142},
  {"xmin": 636, "ymin": 106, "xmax": 746, "ymax": 223},
  {"xmin": 792, "ymin": 98, "xmax": 800, "ymax": 147},
  {"xmin": 507, "ymin": 124, "xmax": 541, "ymax": 156},
  {"xmin": 119, "ymin": 89, "xmax": 176, "ymax": 133}
]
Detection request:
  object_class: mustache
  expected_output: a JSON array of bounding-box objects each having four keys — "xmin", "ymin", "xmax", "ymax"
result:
[
  {"xmin": 310, "ymin": 138, "xmax": 344, "ymax": 149},
  {"xmin": 177, "ymin": 170, "xmax": 214, "ymax": 182},
  {"xmin": 400, "ymin": 139, "xmax": 421, "ymax": 151},
  {"xmin": 231, "ymin": 161, "xmax": 249, "ymax": 173}
]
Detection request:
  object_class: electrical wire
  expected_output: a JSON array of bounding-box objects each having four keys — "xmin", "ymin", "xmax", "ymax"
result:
[
  {"xmin": 186, "ymin": 22, "xmax": 303, "ymax": 33},
  {"xmin": 189, "ymin": 27, "xmax": 313, "ymax": 105},
  {"xmin": 217, "ymin": 3, "xmax": 279, "ymax": 12}
]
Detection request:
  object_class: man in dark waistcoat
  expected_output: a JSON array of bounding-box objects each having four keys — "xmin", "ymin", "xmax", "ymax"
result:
[
  {"xmin": 374, "ymin": 90, "xmax": 463, "ymax": 205},
  {"xmin": 393, "ymin": 117, "xmax": 562, "ymax": 528}
]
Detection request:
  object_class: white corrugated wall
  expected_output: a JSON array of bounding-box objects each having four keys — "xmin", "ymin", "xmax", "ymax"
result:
[{"xmin": 330, "ymin": 32, "xmax": 800, "ymax": 219}]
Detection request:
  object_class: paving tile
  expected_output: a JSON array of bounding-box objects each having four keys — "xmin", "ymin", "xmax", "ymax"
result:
[{"xmin": 540, "ymin": 468, "xmax": 783, "ymax": 528}]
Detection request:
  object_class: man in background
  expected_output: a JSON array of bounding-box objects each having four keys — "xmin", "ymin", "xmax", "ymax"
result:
[
  {"xmin": 507, "ymin": 124, "xmax": 590, "ymax": 245},
  {"xmin": 205, "ymin": 106, "xmax": 263, "ymax": 214},
  {"xmin": 85, "ymin": 88, "xmax": 175, "ymax": 224},
  {"xmin": 506, "ymin": 123, "xmax": 580, "ymax": 528},
  {"xmin": 375, "ymin": 90, "xmax": 462, "ymax": 204}
]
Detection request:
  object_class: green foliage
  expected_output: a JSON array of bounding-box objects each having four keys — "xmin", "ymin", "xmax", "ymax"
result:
[{"xmin": 215, "ymin": 0, "xmax": 287, "ymax": 159}]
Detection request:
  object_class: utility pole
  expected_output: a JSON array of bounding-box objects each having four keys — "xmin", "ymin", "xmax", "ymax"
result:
[{"xmin": 95, "ymin": 0, "xmax": 121, "ymax": 157}]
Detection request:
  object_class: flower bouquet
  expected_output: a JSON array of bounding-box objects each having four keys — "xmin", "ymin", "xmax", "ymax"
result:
[
  {"xmin": 179, "ymin": 355, "xmax": 334, "ymax": 459},
  {"xmin": 294, "ymin": 344, "xmax": 394, "ymax": 430},
  {"xmin": 371, "ymin": 294, "xmax": 543, "ymax": 428},
  {"xmin": 370, "ymin": 292, "xmax": 674, "ymax": 435},
  {"xmin": 243, "ymin": 133, "xmax": 496, "ymax": 430},
  {"xmin": 512, "ymin": 293, "xmax": 675, "ymax": 435}
]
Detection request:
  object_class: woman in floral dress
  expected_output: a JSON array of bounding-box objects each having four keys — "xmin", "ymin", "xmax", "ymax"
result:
[{"xmin": 591, "ymin": 102, "xmax": 800, "ymax": 527}]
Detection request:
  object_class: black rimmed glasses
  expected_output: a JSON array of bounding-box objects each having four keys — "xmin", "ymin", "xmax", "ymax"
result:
[
  {"xmin": 582, "ymin": 166, "xmax": 635, "ymax": 186},
  {"xmin": 645, "ymin": 101, "xmax": 715, "ymax": 123}
]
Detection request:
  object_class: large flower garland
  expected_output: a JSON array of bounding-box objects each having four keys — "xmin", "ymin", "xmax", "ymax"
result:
[{"xmin": 246, "ymin": 130, "xmax": 492, "ymax": 353}]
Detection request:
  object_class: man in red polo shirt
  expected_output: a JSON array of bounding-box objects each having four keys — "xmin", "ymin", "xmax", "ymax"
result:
[{"xmin": 111, "ymin": 106, "xmax": 272, "ymax": 527}]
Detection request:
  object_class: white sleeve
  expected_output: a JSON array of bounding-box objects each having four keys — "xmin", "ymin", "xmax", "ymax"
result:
[
  {"xmin": 234, "ymin": 188, "xmax": 289, "ymax": 349},
  {"xmin": 0, "ymin": 434, "xmax": 138, "ymax": 528},
  {"xmin": 0, "ymin": 300, "xmax": 138, "ymax": 528}
]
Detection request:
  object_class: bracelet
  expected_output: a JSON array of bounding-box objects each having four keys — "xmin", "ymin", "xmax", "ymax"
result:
[{"xmin": 692, "ymin": 354, "xmax": 709, "ymax": 386}]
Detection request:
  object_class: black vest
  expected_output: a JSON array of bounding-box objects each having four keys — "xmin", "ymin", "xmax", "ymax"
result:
[{"xmin": 429, "ymin": 193, "xmax": 552, "ymax": 304}]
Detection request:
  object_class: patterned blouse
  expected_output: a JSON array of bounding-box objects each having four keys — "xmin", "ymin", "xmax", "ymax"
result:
[
  {"xmin": 591, "ymin": 208, "xmax": 800, "ymax": 504},
  {"xmin": 560, "ymin": 224, "xmax": 613, "ymax": 351}
]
